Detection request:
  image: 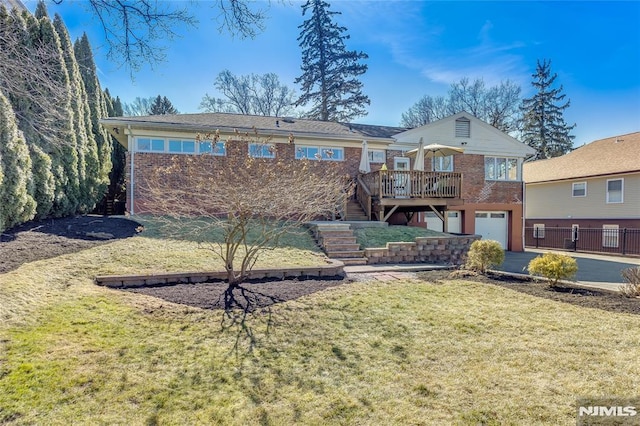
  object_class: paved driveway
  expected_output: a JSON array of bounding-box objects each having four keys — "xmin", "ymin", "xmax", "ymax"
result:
[{"xmin": 500, "ymin": 250, "xmax": 640, "ymax": 284}]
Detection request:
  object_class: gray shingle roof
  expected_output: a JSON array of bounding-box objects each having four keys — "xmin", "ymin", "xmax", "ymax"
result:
[
  {"xmin": 102, "ymin": 112, "xmax": 403, "ymax": 141},
  {"xmin": 524, "ymin": 132, "xmax": 640, "ymax": 183}
]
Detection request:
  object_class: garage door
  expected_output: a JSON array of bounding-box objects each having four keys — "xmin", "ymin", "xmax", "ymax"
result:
[{"xmin": 475, "ymin": 211, "xmax": 508, "ymax": 249}]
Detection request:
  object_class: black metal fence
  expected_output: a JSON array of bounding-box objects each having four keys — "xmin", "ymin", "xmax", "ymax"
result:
[{"xmin": 525, "ymin": 227, "xmax": 640, "ymax": 256}]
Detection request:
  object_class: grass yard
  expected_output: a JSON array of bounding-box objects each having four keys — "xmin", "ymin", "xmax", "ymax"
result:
[
  {"xmin": 1, "ymin": 232, "xmax": 640, "ymax": 424},
  {"xmin": 354, "ymin": 225, "xmax": 448, "ymax": 249}
]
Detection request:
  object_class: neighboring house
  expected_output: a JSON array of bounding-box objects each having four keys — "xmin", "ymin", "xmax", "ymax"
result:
[
  {"xmin": 523, "ymin": 132, "xmax": 640, "ymax": 253},
  {"xmin": 101, "ymin": 111, "xmax": 534, "ymax": 251}
]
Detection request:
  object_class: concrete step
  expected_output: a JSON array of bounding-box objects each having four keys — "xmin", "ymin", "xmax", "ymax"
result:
[
  {"xmin": 320, "ymin": 236, "xmax": 357, "ymax": 245},
  {"xmin": 324, "ymin": 243, "xmax": 361, "ymax": 252},
  {"xmin": 339, "ymin": 257, "xmax": 369, "ymax": 266},
  {"xmin": 326, "ymin": 250, "xmax": 365, "ymax": 258},
  {"xmin": 345, "ymin": 216, "xmax": 369, "ymax": 221},
  {"xmin": 318, "ymin": 230, "xmax": 355, "ymax": 238}
]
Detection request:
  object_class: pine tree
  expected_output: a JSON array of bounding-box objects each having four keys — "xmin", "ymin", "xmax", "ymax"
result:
[
  {"xmin": 521, "ymin": 59, "xmax": 576, "ymax": 159},
  {"xmin": 74, "ymin": 33, "xmax": 112, "ymax": 200},
  {"xmin": 149, "ymin": 95, "xmax": 179, "ymax": 115},
  {"xmin": 295, "ymin": 0, "xmax": 369, "ymax": 122},
  {"xmin": 0, "ymin": 90, "xmax": 37, "ymax": 231}
]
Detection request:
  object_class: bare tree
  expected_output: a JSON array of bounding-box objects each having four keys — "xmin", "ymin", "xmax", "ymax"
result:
[
  {"xmin": 122, "ymin": 96, "xmax": 154, "ymax": 116},
  {"xmin": 200, "ymin": 70, "xmax": 297, "ymax": 116},
  {"xmin": 66, "ymin": 0, "xmax": 270, "ymax": 72},
  {"xmin": 141, "ymin": 131, "xmax": 347, "ymax": 287},
  {"xmin": 0, "ymin": 7, "xmax": 70, "ymax": 147},
  {"xmin": 401, "ymin": 78, "xmax": 522, "ymax": 134}
]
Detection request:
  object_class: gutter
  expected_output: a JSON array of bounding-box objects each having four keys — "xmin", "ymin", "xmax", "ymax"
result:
[{"xmin": 100, "ymin": 118, "xmax": 395, "ymax": 145}]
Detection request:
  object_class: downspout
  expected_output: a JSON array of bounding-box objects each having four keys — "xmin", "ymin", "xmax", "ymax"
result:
[
  {"xmin": 128, "ymin": 125, "xmax": 135, "ymax": 215},
  {"xmin": 522, "ymin": 154, "xmax": 536, "ymax": 251}
]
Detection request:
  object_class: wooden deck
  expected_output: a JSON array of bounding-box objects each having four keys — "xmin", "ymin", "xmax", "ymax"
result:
[{"xmin": 356, "ymin": 170, "xmax": 463, "ymax": 222}]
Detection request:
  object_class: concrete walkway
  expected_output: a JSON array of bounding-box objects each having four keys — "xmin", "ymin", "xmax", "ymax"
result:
[{"xmin": 343, "ymin": 249, "xmax": 640, "ymax": 292}]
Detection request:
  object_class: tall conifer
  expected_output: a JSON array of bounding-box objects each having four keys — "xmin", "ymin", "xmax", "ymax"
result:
[
  {"xmin": 521, "ymin": 59, "xmax": 576, "ymax": 159},
  {"xmin": 32, "ymin": 6, "xmax": 79, "ymax": 216},
  {"xmin": 295, "ymin": 0, "xmax": 369, "ymax": 122},
  {"xmin": 0, "ymin": 90, "xmax": 37, "ymax": 231},
  {"xmin": 74, "ymin": 33, "xmax": 112, "ymax": 198}
]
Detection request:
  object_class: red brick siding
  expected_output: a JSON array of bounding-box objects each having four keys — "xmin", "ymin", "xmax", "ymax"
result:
[{"xmin": 126, "ymin": 140, "xmax": 363, "ymax": 214}]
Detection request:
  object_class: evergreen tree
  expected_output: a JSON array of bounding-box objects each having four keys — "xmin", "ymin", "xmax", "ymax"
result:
[
  {"xmin": 74, "ymin": 32, "xmax": 112, "ymax": 199},
  {"xmin": 32, "ymin": 6, "xmax": 80, "ymax": 216},
  {"xmin": 149, "ymin": 95, "xmax": 179, "ymax": 115},
  {"xmin": 0, "ymin": 90, "xmax": 37, "ymax": 231},
  {"xmin": 29, "ymin": 145, "xmax": 55, "ymax": 219},
  {"xmin": 53, "ymin": 13, "xmax": 98, "ymax": 213},
  {"xmin": 521, "ymin": 59, "xmax": 576, "ymax": 159},
  {"xmin": 295, "ymin": 0, "xmax": 369, "ymax": 122},
  {"xmin": 104, "ymin": 89, "xmax": 126, "ymax": 203}
]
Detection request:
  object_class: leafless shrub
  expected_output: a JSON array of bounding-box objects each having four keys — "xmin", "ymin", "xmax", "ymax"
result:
[{"xmin": 620, "ymin": 267, "xmax": 640, "ymax": 298}]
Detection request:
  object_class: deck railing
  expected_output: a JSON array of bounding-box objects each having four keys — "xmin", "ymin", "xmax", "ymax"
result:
[{"xmin": 359, "ymin": 170, "xmax": 462, "ymax": 200}]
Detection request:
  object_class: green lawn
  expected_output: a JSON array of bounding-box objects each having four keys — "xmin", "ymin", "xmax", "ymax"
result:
[
  {"xmin": 354, "ymin": 225, "xmax": 448, "ymax": 249},
  {"xmin": 1, "ymin": 235, "xmax": 640, "ymax": 424}
]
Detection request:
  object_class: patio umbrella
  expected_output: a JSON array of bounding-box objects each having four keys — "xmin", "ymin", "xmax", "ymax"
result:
[
  {"xmin": 413, "ymin": 137, "xmax": 426, "ymax": 171},
  {"xmin": 407, "ymin": 143, "xmax": 464, "ymax": 171},
  {"xmin": 358, "ymin": 140, "xmax": 371, "ymax": 173}
]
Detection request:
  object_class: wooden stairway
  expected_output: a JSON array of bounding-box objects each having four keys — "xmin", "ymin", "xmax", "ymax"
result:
[
  {"xmin": 310, "ymin": 222, "xmax": 367, "ymax": 266},
  {"xmin": 345, "ymin": 200, "xmax": 368, "ymax": 221}
]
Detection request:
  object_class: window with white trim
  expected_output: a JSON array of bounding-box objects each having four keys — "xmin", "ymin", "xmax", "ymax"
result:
[
  {"xmin": 434, "ymin": 155, "xmax": 453, "ymax": 172},
  {"xmin": 168, "ymin": 139, "xmax": 196, "ymax": 154},
  {"xmin": 249, "ymin": 143, "xmax": 276, "ymax": 158},
  {"xmin": 533, "ymin": 224, "xmax": 545, "ymax": 239},
  {"xmin": 368, "ymin": 149, "xmax": 385, "ymax": 163},
  {"xmin": 455, "ymin": 117, "xmax": 470, "ymax": 138},
  {"xmin": 571, "ymin": 224, "xmax": 579, "ymax": 242},
  {"xmin": 485, "ymin": 157, "xmax": 519, "ymax": 181},
  {"xmin": 136, "ymin": 138, "xmax": 165, "ymax": 152},
  {"xmin": 602, "ymin": 224, "xmax": 619, "ymax": 248},
  {"xmin": 295, "ymin": 146, "xmax": 344, "ymax": 161},
  {"xmin": 199, "ymin": 141, "xmax": 226, "ymax": 156},
  {"xmin": 572, "ymin": 182, "xmax": 586, "ymax": 197},
  {"xmin": 606, "ymin": 179, "xmax": 623, "ymax": 203}
]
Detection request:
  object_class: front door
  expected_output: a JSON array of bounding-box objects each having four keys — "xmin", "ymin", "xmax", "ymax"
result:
[{"xmin": 393, "ymin": 157, "xmax": 410, "ymax": 197}]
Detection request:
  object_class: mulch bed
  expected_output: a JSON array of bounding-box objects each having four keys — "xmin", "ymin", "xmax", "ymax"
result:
[
  {"xmin": 0, "ymin": 215, "xmax": 142, "ymax": 274},
  {"xmin": 125, "ymin": 276, "xmax": 350, "ymax": 311},
  {"xmin": 1, "ymin": 216, "xmax": 637, "ymax": 315}
]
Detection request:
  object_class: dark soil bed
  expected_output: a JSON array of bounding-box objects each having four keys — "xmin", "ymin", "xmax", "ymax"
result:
[
  {"xmin": 125, "ymin": 276, "xmax": 351, "ymax": 311},
  {"xmin": 0, "ymin": 215, "xmax": 141, "ymax": 274},
  {"xmin": 418, "ymin": 270, "xmax": 640, "ymax": 315}
]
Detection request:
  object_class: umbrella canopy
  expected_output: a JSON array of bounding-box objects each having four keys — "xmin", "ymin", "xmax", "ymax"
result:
[
  {"xmin": 358, "ymin": 140, "xmax": 371, "ymax": 173},
  {"xmin": 407, "ymin": 143, "xmax": 464, "ymax": 171},
  {"xmin": 413, "ymin": 137, "xmax": 426, "ymax": 171}
]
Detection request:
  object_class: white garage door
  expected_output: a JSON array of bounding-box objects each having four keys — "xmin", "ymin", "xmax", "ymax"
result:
[{"xmin": 475, "ymin": 211, "xmax": 508, "ymax": 249}]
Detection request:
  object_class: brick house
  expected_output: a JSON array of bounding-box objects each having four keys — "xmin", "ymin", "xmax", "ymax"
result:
[{"xmin": 102, "ymin": 111, "xmax": 534, "ymax": 251}]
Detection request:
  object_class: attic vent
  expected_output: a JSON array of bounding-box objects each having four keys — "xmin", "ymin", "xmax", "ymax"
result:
[
  {"xmin": 282, "ymin": 117, "xmax": 295, "ymax": 123},
  {"xmin": 455, "ymin": 117, "xmax": 470, "ymax": 138}
]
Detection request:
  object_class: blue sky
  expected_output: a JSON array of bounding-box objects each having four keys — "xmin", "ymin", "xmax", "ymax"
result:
[{"xmin": 26, "ymin": 0, "xmax": 640, "ymax": 146}]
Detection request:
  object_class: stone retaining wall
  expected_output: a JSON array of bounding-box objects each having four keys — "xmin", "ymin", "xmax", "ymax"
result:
[{"xmin": 364, "ymin": 234, "xmax": 481, "ymax": 265}]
